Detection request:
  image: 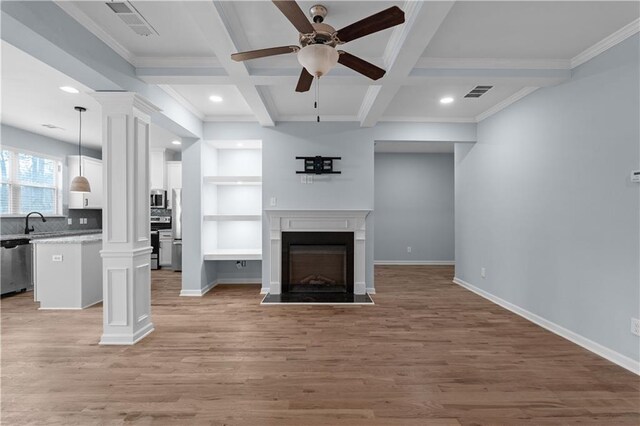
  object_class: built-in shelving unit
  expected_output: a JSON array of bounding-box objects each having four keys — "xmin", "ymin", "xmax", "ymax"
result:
[{"xmin": 202, "ymin": 140, "xmax": 262, "ymax": 261}]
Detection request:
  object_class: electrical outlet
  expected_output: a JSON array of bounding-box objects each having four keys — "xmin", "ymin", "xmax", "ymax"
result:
[
  {"xmin": 481, "ymin": 267, "xmax": 486, "ymax": 279},
  {"xmin": 307, "ymin": 175, "xmax": 313, "ymax": 184},
  {"xmin": 52, "ymin": 255, "xmax": 63, "ymax": 262},
  {"xmin": 270, "ymin": 197, "xmax": 277, "ymax": 207},
  {"xmin": 631, "ymin": 318, "xmax": 640, "ymax": 337},
  {"xmin": 407, "ymin": 246, "xmax": 412, "ymax": 253},
  {"xmin": 67, "ymin": 218, "xmax": 72, "ymax": 225},
  {"xmin": 301, "ymin": 175, "xmax": 307, "ymax": 184}
]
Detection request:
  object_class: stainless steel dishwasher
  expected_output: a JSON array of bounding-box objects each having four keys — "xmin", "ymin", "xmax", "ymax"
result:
[{"xmin": 1, "ymin": 238, "xmax": 33, "ymax": 295}]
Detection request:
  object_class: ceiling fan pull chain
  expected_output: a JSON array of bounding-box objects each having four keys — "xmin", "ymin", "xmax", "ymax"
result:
[{"xmin": 316, "ymin": 76, "xmax": 320, "ymax": 122}]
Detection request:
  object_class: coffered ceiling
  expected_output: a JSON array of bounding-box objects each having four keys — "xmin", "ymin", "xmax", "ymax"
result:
[{"xmin": 46, "ymin": 1, "xmax": 640, "ymax": 126}]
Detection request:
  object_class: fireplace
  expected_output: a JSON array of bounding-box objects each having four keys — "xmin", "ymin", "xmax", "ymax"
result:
[{"xmin": 282, "ymin": 232, "xmax": 354, "ymax": 293}]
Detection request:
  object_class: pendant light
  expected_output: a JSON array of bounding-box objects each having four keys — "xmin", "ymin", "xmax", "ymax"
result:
[{"xmin": 70, "ymin": 106, "xmax": 91, "ymax": 193}]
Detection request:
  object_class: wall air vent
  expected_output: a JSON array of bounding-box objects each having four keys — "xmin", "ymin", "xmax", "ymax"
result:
[
  {"xmin": 464, "ymin": 85, "xmax": 493, "ymax": 98},
  {"xmin": 105, "ymin": 1, "xmax": 159, "ymax": 37}
]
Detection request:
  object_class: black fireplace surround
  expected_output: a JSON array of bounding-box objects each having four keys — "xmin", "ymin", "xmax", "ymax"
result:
[{"xmin": 282, "ymin": 232, "xmax": 354, "ymax": 294}]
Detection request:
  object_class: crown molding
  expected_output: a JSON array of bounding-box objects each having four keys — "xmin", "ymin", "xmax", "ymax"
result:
[
  {"xmin": 157, "ymin": 85, "xmax": 205, "ymax": 121},
  {"xmin": 475, "ymin": 87, "xmax": 539, "ymax": 122},
  {"xmin": 380, "ymin": 116, "xmax": 476, "ymax": 123},
  {"xmin": 54, "ymin": 0, "xmax": 134, "ymax": 64},
  {"xmin": 203, "ymin": 115, "xmax": 258, "ymax": 122},
  {"xmin": 275, "ymin": 115, "xmax": 359, "ymax": 122},
  {"xmin": 571, "ymin": 18, "xmax": 640, "ymax": 69},
  {"xmin": 416, "ymin": 57, "xmax": 571, "ymax": 70},
  {"xmin": 132, "ymin": 57, "xmax": 221, "ymax": 68}
]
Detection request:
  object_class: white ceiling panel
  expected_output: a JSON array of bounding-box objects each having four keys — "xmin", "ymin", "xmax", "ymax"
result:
[
  {"xmin": 423, "ymin": 1, "xmax": 640, "ymax": 59},
  {"xmin": 1, "ymin": 42, "xmax": 180, "ymax": 152},
  {"xmin": 70, "ymin": 1, "xmax": 216, "ymax": 58},
  {"xmin": 264, "ymin": 84, "xmax": 369, "ymax": 119},
  {"xmin": 169, "ymin": 85, "xmax": 254, "ymax": 117},
  {"xmin": 384, "ymin": 83, "xmax": 524, "ymax": 120}
]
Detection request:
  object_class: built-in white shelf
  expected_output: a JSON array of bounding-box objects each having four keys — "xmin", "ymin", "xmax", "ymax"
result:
[
  {"xmin": 203, "ymin": 176, "xmax": 262, "ymax": 185},
  {"xmin": 204, "ymin": 249, "xmax": 262, "ymax": 261},
  {"xmin": 203, "ymin": 214, "xmax": 262, "ymax": 221}
]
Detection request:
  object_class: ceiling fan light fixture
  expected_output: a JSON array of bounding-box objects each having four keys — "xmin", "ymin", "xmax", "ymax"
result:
[{"xmin": 297, "ymin": 44, "xmax": 338, "ymax": 77}]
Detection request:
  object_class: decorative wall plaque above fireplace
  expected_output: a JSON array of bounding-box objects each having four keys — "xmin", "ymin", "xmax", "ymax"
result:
[{"xmin": 282, "ymin": 232, "xmax": 354, "ymax": 294}]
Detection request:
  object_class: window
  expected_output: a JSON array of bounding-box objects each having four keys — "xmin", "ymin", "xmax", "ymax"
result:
[{"xmin": 0, "ymin": 148, "xmax": 63, "ymax": 215}]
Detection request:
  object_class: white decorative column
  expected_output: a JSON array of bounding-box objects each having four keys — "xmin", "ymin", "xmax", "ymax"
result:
[{"xmin": 92, "ymin": 92, "xmax": 159, "ymax": 345}]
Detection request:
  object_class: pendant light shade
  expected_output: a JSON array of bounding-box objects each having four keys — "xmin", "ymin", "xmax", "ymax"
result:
[
  {"xmin": 70, "ymin": 106, "xmax": 91, "ymax": 193},
  {"xmin": 297, "ymin": 44, "xmax": 338, "ymax": 77}
]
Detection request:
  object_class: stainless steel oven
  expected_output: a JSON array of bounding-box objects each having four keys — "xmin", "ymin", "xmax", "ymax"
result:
[
  {"xmin": 150, "ymin": 189, "xmax": 167, "ymax": 208},
  {"xmin": 150, "ymin": 216, "xmax": 171, "ymax": 270}
]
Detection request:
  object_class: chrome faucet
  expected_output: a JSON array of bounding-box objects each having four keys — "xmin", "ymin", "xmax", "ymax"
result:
[{"xmin": 24, "ymin": 212, "xmax": 47, "ymax": 235}]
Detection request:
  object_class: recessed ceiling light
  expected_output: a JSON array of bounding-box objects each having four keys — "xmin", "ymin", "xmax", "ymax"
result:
[
  {"xmin": 237, "ymin": 142, "xmax": 244, "ymax": 147},
  {"xmin": 209, "ymin": 95, "xmax": 223, "ymax": 103},
  {"xmin": 60, "ymin": 86, "xmax": 79, "ymax": 94},
  {"xmin": 172, "ymin": 140, "xmax": 182, "ymax": 145},
  {"xmin": 440, "ymin": 97, "xmax": 454, "ymax": 104}
]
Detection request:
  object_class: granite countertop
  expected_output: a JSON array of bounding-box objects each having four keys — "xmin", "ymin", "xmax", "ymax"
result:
[
  {"xmin": 31, "ymin": 233, "xmax": 102, "ymax": 245},
  {"xmin": 1, "ymin": 229, "xmax": 102, "ymax": 242}
]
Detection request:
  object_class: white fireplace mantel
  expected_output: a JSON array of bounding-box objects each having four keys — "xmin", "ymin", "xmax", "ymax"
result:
[{"xmin": 265, "ymin": 210, "xmax": 371, "ymax": 295}]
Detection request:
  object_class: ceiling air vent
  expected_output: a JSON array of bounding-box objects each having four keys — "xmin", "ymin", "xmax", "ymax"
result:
[
  {"xmin": 464, "ymin": 85, "xmax": 493, "ymax": 98},
  {"xmin": 105, "ymin": 1, "xmax": 158, "ymax": 37}
]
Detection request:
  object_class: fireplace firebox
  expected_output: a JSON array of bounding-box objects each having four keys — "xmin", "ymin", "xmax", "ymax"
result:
[{"xmin": 282, "ymin": 232, "xmax": 354, "ymax": 293}]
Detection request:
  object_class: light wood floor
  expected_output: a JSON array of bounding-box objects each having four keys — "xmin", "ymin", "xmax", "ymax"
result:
[{"xmin": 2, "ymin": 266, "xmax": 638, "ymax": 425}]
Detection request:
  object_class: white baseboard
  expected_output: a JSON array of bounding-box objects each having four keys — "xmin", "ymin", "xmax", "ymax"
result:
[
  {"xmin": 216, "ymin": 278, "xmax": 262, "ymax": 285},
  {"xmin": 375, "ymin": 260, "xmax": 455, "ymax": 266},
  {"xmin": 179, "ymin": 280, "xmax": 217, "ymax": 297},
  {"xmin": 180, "ymin": 278, "xmax": 261, "ymax": 296},
  {"xmin": 453, "ymin": 277, "xmax": 640, "ymax": 376}
]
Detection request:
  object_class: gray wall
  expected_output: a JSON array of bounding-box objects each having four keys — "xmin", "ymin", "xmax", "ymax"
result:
[
  {"xmin": 1, "ymin": 124, "xmax": 102, "ymax": 234},
  {"xmin": 455, "ymin": 35, "xmax": 640, "ymax": 362},
  {"xmin": 375, "ymin": 153, "xmax": 454, "ymax": 262},
  {"xmin": 182, "ymin": 122, "xmax": 476, "ymax": 293}
]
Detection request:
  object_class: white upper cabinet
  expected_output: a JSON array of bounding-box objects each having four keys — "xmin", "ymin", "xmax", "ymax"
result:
[
  {"xmin": 68, "ymin": 156, "xmax": 102, "ymax": 209},
  {"xmin": 166, "ymin": 161, "xmax": 182, "ymax": 208},
  {"xmin": 149, "ymin": 149, "xmax": 166, "ymax": 190}
]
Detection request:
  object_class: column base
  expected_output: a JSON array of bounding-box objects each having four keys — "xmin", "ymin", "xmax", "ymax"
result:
[{"xmin": 99, "ymin": 322, "xmax": 155, "ymax": 345}]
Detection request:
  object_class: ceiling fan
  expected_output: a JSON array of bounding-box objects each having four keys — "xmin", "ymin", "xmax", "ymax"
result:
[{"xmin": 231, "ymin": 2, "xmax": 405, "ymax": 93}]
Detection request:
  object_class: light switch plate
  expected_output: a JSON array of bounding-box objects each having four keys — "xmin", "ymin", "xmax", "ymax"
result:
[
  {"xmin": 67, "ymin": 218, "xmax": 72, "ymax": 225},
  {"xmin": 270, "ymin": 197, "xmax": 277, "ymax": 207},
  {"xmin": 52, "ymin": 255, "xmax": 63, "ymax": 262}
]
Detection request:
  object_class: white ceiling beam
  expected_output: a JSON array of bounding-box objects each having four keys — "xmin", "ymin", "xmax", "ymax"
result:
[
  {"xmin": 357, "ymin": 1, "xmax": 455, "ymax": 128},
  {"xmin": 183, "ymin": 1, "xmax": 275, "ymax": 126}
]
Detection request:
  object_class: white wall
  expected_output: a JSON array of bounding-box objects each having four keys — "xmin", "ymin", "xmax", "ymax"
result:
[
  {"xmin": 375, "ymin": 153, "xmax": 454, "ymax": 263},
  {"xmin": 455, "ymin": 35, "xmax": 640, "ymax": 366}
]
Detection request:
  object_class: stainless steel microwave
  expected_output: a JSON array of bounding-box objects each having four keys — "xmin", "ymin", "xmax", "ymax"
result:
[{"xmin": 150, "ymin": 189, "xmax": 167, "ymax": 208}]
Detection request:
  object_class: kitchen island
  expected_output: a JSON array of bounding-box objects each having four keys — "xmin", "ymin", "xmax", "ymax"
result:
[{"xmin": 31, "ymin": 233, "xmax": 102, "ymax": 309}]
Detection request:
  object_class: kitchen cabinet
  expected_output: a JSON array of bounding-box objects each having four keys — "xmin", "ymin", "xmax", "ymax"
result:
[
  {"xmin": 32, "ymin": 234, "xmax": 102, "ymax": 309},
  {"xmin": 159, "ymin": 230, "xmax": 172, "ymax": 267},
  {"xmin": 68, "ymin": 156, "xmax": 102, "ymax": 209},
  {"xmin": 150, "ymin": 149, "xmax": 166, "ymax": 190},
  {"xmin": 166, "ymin": 161, "xmax": 182, "ymax": 208}
]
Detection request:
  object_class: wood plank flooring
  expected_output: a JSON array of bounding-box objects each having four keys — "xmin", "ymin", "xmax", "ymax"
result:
[{"xmin": 2, "ymin": 266, "xmax": 638, "ymax": 425}]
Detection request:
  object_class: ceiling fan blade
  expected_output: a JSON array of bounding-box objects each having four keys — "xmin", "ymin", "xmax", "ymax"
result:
[
  {"xmin": 231, "ymin": 46, "xmax": 299, "ymax": 62},
  {"xmin": 295, "ymin": 68, "xmax": 314, "ymax": 92},
  {"xmin": 336, "ymin": 6, "xmax": 405, "ymax": 43},
  {"xmin": 338, "ymin": 51, "xmax": 385, "ymax": 81},
  {"xmin": 272, "ymin": 1, "xmax": 315, "ymax": 34}
]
